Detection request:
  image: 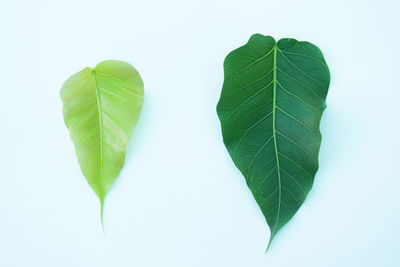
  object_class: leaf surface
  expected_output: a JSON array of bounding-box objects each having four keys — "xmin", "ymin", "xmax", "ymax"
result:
[
  {"xmin": 61, "ymin": 60, "xmax": 144, "ymax": 224},
  {"xmin": 217, "ymin": 34, "xmax": 330, "ymax": 248}
]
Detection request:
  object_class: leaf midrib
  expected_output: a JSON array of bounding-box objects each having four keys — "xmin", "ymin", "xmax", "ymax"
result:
[
  {"xmin": 92, "ymin": 70, "xmax": 105, "ymax": 224},
  {"xmin": 271, "ymin": 43, "xmax": 282, "ymax": 240}
]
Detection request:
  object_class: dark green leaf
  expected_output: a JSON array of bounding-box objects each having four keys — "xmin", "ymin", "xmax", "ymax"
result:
[{"xmin": 217, "ymin": 34, "xmax": 330, "ymax": 249}]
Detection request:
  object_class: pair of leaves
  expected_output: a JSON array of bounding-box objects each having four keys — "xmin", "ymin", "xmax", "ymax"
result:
[
  {"xmin": 60, "ymin": 34, "xmax": 330, "ymax": 250},
  {"xmin": 217, "ymin": 34, "xmax": 330, "ymax": 248},
  {"xmin": 60, "ymin": 60, "xmax": 144, "ymax": 225}
]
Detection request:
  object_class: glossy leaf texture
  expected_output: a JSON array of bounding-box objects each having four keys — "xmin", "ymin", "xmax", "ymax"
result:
[
  {"xmin": 217, "ymin": 34, "xmax": 330, "ymax": 249},
  {"xmin": 61, "ymin": 60, "xmax": 144, "ymax": 224}
]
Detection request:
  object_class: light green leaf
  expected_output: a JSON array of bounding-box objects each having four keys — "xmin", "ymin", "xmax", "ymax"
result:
[
  {"xmin": 217, "ymin": 34, "xmax": 330, "ymax": 249},
  {"xmin": 61, "ymin": 60, "xmax": 144, "ymax": 226}
]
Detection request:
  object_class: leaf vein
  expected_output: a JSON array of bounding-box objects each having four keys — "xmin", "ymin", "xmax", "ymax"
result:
[
  {"xmin": 246, "ymin": 135, "xmax": 274, "ymax": 177},
  {"xmin": 275, "ymin": 130, "xmax": 317, "ymax": 161},
  {"xmin": 232, "ymin": 111, "xmax": 273, "ymax": 160},
  {"xmin": 275, "ymin": 106, "xmax": 321, "ymax": 146},
  {"xmin": 280, "ymin": 168, "xmax": 307, "ymax": 195},
  {"xmin": 279, "ymin": 50, "xmax": 327, "ymax": 66},
  {"xmin": 278, "ymin": 152, "xmax": 313, "ymax": 178},
  {"xmin": 225, "ymin": 48, "xmax": 274, "ymax": 84},
  {"xmin": 276, "ymin": 80, "xmax": 322, "ymax": 114},
  {"xmin": 224, "ymin": 81, "xmax": 274, "ymax": 123},
  {"xmin": 278, "ymin": 49, "xmax": 325, "ymax": 85},
  {"xmin": 277, "ymin": 67, "xmax": 324, "ymax": 102}
]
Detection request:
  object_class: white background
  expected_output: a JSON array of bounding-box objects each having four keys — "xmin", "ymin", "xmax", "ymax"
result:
[{"xmin": 1, "ymin": 0, "xmax": 399, "ymax": 266}]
